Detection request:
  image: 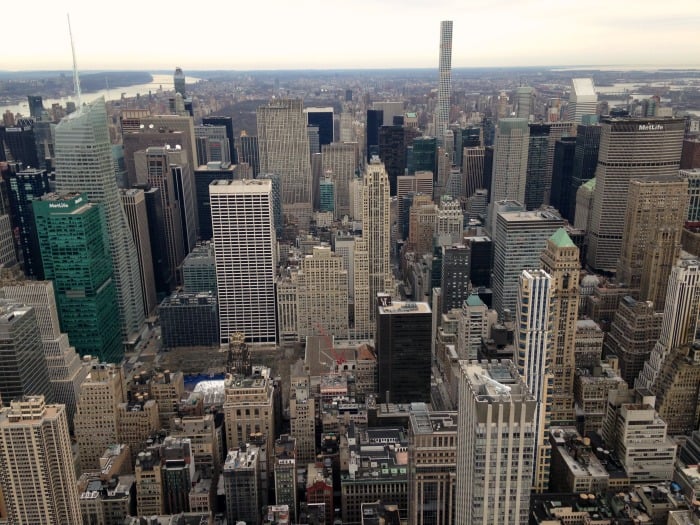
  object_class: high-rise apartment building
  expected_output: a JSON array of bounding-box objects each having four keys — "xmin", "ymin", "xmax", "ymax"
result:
[
  {"xmin": 73, "ymin": 362, "xmax": 127, "ymax": 471},
  {"xmin": 0, "ymin": 396, "xmax": 82, "ymax": 524},
  {"xmin": 0, "ymin": 281, "xmax": 86, "ymax": 428},
  {"xmin": 210, "ymin": 179, "xmax": 276, "ymax": 344},
  {"xmin": 515, "ymin": 269, "xmax": 554, "ymax": 493},
  {"xmin": 540, "ymin": 229, "xmax": 579, "ymax": 426},
  {"xmin": 33, "ymin": 193, "xmax": 122, "ymax": 362},
  {"xmin": 456, "ymin": 360, "xmax": 536, "ymax": 525},
  {"xmin": 362, "ymin": 158, "xmax": 392, "ymax": 321},
  {"xmin": 565, "ymin": 78, "xmax": 598, "ymax": 123},
  {"xmin": 587, "ymin": 117, "xmax": 686, "ymax": 272},
  {"xmin": 492, "ymin": 207, "xmax": 564, "ymax": 316},
  {"xmin": 637, "ymin": 256, "xmax": 700, "ymax": 390},
  {"xmin": 489, "ymin": 119, "xmax": 529, "ymax": 228},
  {"xmin": 120, "ymin": 188, "xmax": 158, "ymax": 317},
  {"xmin": 435, "ymin": 21, "xmax": 453, "ymax": 146},
  {"xmin": 376, "ymin": 300, "xmax": 432, "ymax": 404},
  {"xmin": 0, "ymin": 300, "xmax": 52, "ymax": 406},
  {"xmin": 257, "ymin": 98, "xmax": 313, "ymax": 226},
  {"xmin": 296, "ymin": 245, "xmax": 349, "ymax": 340},
  {"xmin": 55, "ymin": 98, "xmax": 144, "ymax": 343}
]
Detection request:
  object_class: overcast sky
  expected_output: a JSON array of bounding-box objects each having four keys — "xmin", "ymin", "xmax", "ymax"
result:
[{"xmin": 4, "ymin": 0, "xmax": 699, "ymax": 70}]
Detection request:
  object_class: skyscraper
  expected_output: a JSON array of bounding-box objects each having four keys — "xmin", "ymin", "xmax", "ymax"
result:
[
  {"xmin": 0, "ymin": 396, "xmax": 82, "ymax": 524},
  {"xmin": 492, "ymin": 207, "xmax": 564, "ymax": 316},
  {"xmin": 321, "ymin": 142, "xmax": 357, "ymax": 219},
  {"xmin": 74, "ymin": 362, "xmax": 127, "ymax": 471},
  {"xmin": 257, "ymin": 98, "xmax": 313, "ymax": 226},
  {"xmin": 515, "ymin": 269, "xmax": 554, "ymax": 493},
  {"xmin": 0, "ymin": 281, "xmax": 87, "ymax": 429},
  {"xmin": 540, "ymin": 229, "xmax": 580, "ymax": 426},
  {"xmin": 202, "ymin": 116, "xmax": 236, "ymax": 164},
  {"xmin": 435, "ymin": 21, "xmax": 453, "ymax": 146},
  {"xmin": 515, "ymin": 86, "xmax": 535, "ymax": 121},
  {"xmin": 0, "ymin": 300, "xmax": 52, "ymax": 407},
  {"xmin": 135, "ymin": 147, "xmax": 188, "ymax": 284},
  {"xmin": 617, "ymin": 176, "xmax": 688, "ymax": 306},
  {"xmin": 296, "ymin": 245, "xmax": 349, "ymax": 339},
  {"xmin": 636, "ymin": 256, "xmax": 700, "ymax": 391},
  {"xmin": 210, "ymin": 179, "xmax": 276, "ymax": 344},
  {"xmin": 2, "ymin": 166, "xmax": 51, "ymax": 279},
  {"xmin": 120, "ymin": 188, "xmax": 158, "ymax": 317},
  {"xmin": 565, "ymin": 78, "xmax": 598, "ymax": 123},
  {"xmin": 362, "ymin": 158, "xmax": 392, "ymax": 321},
  {"xmin": 54, "ymin": 98, "xmax": 144, "ymax": 343},
  {"xmin": 194, "ymin": 124, "xmax": 231, "ymax": 165},
  {"xmin": 456, "ymin": 360, "xmax": 536, "ymax": 525},
  {"xmin": 376, "ymin": 300, "xmax": 432, "ymax": 404},
  {"xmin": 193, "ymin": 161, "xmax": 236, "ymax": 240},
  {"xmin": 489, "ymin": 119, "xmax": 529, "ymax": 227},
  {"xmin": 305, "ymin": 107, "xmax": 334, "ymax": 146},
  {"xmin": 173, "ymin": 67, "xmax": 186, "ymax": 97},
  {"xmin": 33, "ymin": 193, "xmax": 122, "ymax": 363},
  {"xmin": 586, "ymin": 117, "xmax": 686, "ymax": 272},
  {"xmin": 366, "ymin": 109, "xmax": 384, "ymax": 162}
]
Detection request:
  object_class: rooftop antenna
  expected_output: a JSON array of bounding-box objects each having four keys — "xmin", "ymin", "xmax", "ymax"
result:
[{"xmin": 67, "ymin": 13, "xmax": 82, "ymax": 106}]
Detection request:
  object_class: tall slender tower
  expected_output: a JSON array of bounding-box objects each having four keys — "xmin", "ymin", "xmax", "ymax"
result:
[
  {"xmin": 0, "ymin": 396, "xmax": 82, "ymax": 524},
  {"xmin": 540, "ymin": 229, "xmax": 579, "ymax": 426},
  {"xmin": 54, "ymin": 98, "xmax": 144, "ymax": 343},
  {"xmin": 210, "ymin": 179, "xmax": 277, "ymax": 345},
  {"xmin": 257, "ymin": 98, "xmax": 313, "ymax": 227},
  {"xmin": 515, "ymin": 269, "xmax": 554, "ymax": 493},
  {"xmin": 435, "ymin": 21, "xmax": 453, "ymax": 146},
  {"xmin": 362, "ymin": 157, "xmax": 392, "ymax": 321}
]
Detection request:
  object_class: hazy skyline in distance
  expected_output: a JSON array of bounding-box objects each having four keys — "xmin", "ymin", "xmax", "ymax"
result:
[{"xmin": 4, "ymin": 0, "xmax": 699, "ymax": 71}]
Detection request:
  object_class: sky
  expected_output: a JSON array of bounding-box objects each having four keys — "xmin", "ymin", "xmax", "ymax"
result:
[{"xmin": 4, "ymin": 0, "xmax": 700, "ymax": 71}]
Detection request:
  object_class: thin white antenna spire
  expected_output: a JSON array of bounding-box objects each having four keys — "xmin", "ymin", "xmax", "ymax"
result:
[{"xmin": 67, "ymin": 13, "xmax": 82, "ymax": 106}]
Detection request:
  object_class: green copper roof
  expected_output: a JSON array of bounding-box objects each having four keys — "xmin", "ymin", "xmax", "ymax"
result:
[
  {"xmin": 549, "ymin": 228, "xmax": 576, "ymax": 248},
  {"xmin": 465, "ymin": 294, "xmax": 485, "ymax": 307},
  {"xmin": 582, "ymin": 178, "xmax": 596, "ymax": 190}
]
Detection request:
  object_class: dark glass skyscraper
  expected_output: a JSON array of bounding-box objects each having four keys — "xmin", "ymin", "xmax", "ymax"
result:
[
  {"xmin": 376, "ymin": 300, "xmax": 432, "ymax": 404},
  {"xmin": 306, "ymin": 108, "xmax": 334, "ymax": 147},
  {"xmin": 0, "ymin": 124, "xmax": 39, "ymax": 168},
  {"xmin": 366, "ymin": 109, "xmax": 383, "ymax": 162},
  {"xmin": 550, "ymin": 137, "xmax": 577, "ymax": 222},
  {"xmin": 33, "ymin": 193, "xmax": 122, "ymax": 363},
  {"xmin": 2, "ymin": 166, "xmax": 51, "ymax": 279},
  {"xmin": 411, "ymin": 136, "xmax": 437, "ymax": 175},
  {"xmin": 524, "ymin": 123, "xmax": 551, "ymax": 210}
]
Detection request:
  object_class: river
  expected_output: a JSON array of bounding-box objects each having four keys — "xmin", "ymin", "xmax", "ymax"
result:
[{"xmin": 2, "ymin": 74, "xmax": 201, "ymax": 117}]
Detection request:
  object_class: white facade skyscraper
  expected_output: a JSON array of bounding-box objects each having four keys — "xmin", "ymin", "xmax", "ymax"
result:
[
  {"xmin": 54, "ymin": 98, "xmax": 144, "ymax": 342},
  {"xmin": 435, "ymin": 20, "xmax": 453, "ymax": 146},
  {"xmin": 210, "ymin": 179, "xmax": 277, "ymax": 345},
  {"xmin": 636, "ymin": 256, "xmax": 700, "ymax": 390},
  {"xmin": 515, "ymin": 269, "xmax": 554, "ymax": 493},
  {"xmin": 362, "ymin": 157, "xmax": 392, "ymax": 322},
  {"xmin": 257, "ymin": 98, "xmax": 313, "ymax": 226},
  {"xmin": 565, "ymin": 78, "xmax": 598, "ymax": 123},
  {"xmin": 456, "ymin": 360, "xmax": 536, "ymax": 525}
]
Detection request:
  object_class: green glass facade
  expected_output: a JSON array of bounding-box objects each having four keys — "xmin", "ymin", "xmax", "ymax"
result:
[{"xmin": 33, "ymin": 193, "xmax": 122, "ymax": 363}]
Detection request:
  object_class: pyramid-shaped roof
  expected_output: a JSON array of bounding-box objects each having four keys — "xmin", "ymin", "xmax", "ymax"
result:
[{"xmin": 549, "ymin": 228, "xmax": 576, "ymax": 248}]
